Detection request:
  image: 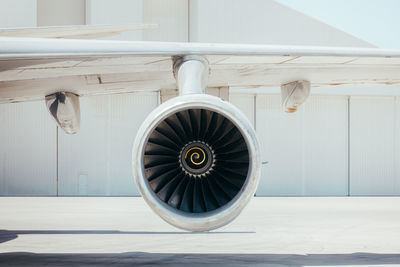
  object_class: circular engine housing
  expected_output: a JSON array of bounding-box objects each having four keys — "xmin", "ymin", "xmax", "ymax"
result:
[{"xmin": 133, "ymin": 94, "xmax": 260, "ymax": 231}]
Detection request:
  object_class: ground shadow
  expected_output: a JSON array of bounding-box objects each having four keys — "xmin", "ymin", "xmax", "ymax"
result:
[
  {"xmin": 1, "ymin": 230, "xmax": 399, "ymax": 266},
  {"xmin": 0, "ymin": 229, "xmax": 255, "ymax": 244},
  {"xmin": 0, "ymin": 252, "xmax": 399, "ymax": 266}
]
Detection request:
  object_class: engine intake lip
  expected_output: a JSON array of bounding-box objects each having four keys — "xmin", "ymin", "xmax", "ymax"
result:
[{"xmin": 133, "ymin": 94, "xmax": 261, "ymax": 232}]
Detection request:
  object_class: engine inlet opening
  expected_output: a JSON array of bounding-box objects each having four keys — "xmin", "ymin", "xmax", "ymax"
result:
[{"xmin": 143, "ymin": 108, "xmax": 250, "ymax": 213}]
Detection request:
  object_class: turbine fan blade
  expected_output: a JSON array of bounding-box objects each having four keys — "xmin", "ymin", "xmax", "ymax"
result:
[{"xmin": 143, "ymin": 108, "xmax": 249, "ymax": 213}]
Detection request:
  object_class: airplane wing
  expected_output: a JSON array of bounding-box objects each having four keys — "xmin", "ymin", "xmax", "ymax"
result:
[{"xmin": 0, "ymin": 37, "xmax": 400, "ymax": 103}]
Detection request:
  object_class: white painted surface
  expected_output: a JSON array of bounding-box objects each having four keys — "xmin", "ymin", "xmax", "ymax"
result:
[
  {"xmin": 0, "ymin": 0, "xmax": 36, "ymax": 28},
  {"xmin": 2, "ymin": 38, "xmax": 400, "ymax": 103},
  {"xmin": 86, "ymin": 0, "xmax": 143, "ymax": 41},
  {"xmin": 255, "ymin": 94, "xmax": 348, "ymax": 196},
  {"xmin": 349, "ymin": 96, "xmax": 400, "ymax": 195},
  {"xmin": 230, "ymin": 93, "xmax": 255, "ymax": 126},
  {"xmin": 37, "ymin": 0, "xmax": 85, "ymax": 26},
  {"xmin": 303, "ymin": 96, "xmax": 349, "ymax": 195},
  {"xmin": 0, "ymin": 25, "xmax": 158, "ymax": 39},
  {"xmin": 87, "ymin": 0, "xmax": 188, "ymax": 42},
  {"xmin": 0, "ymin": 101, "xmax": 56, "ymax": 195},
  {"xmin": 58, "ymin": 92, "xmax": 158, "ymax": 196},
  {"xmin": 189, "ymin": 0, "xmax": 373, "ymax": 47},
  {"xmin": 142, "ymin": 0, "xmax": 188, "ymax": 42}
]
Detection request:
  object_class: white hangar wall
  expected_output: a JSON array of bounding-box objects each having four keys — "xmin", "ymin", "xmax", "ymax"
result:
[
  {"xmin": 1, "ymin": 0, "xmax": 400, "ymax": 196},
  {"xmin": 2, "ymin": 93, "xmax": 400, "ymax": 196},
  {"xmin": 189, "ymin": 0, "xmax": 373, "ymax": 47},
  {"xmin": 255, "ymin": 95, "xmax": 349, "ymax": 196},
  {"xmin": 0, "ymin": 92, "xmax": 158, "ymax": 196},
  {"xmin": 230, "ymin": 94, "xmax": 400, "ymax": 196},
  {"xmin": 0, "ymin": 0, "xmax": 36, "ymax": 28},
  {"xmin": 349, "ymin": 97, "xmax": 400, "ymax": 195},
  {"xmin": 0, "ymin": 101, "xmax": 57, "ymax": 195},
  {"xmin": 57, "ymin": 92, "xmax": 158, "ymax": 196}
]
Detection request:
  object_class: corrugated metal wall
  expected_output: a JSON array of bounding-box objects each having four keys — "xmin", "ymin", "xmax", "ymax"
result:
[
  {"xmin": 58, "ymin": 92, "xmax": 158, "ymax": 196},
  {"xmin": 349, "ymin": 97, "xmax": 400, "ymax": 195},
  {"xmin": 254, "ymin": 95, "xmax": 348, "ymax": 196},
  {"xmin": 2, "ymin": 94, "xmax": 400, "ymax": 196},
  {"xmin": 229, "ymin": 94, "xmax": 400, "ymax": 196},
  {"xmin": 0, "ymin": 101, "xmax": 57, "ymax": 195},
  {"xmin": 0, "ymin": 92, "xmax": 158, "ymax": 196}
]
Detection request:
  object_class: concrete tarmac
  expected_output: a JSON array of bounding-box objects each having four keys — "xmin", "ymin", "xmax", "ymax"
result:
[{"xmin": 0, "ymin": 197, "xmax": 400, "ymax": 266}]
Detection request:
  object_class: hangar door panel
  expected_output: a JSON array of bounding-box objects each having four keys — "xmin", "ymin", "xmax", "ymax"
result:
[
  {"xmin": 256, "ymin": 94, "xmax": 304, "ymax": 195},
  {"xmin": 256, "ymin": 95, "xmax": 348, "ymax": 196},
  {"xmin": 349, "ymin": 97, "xmax": 400, "ymax": 195},
  {"xmin": 0, "ymin": 101, "xmax": 57, "ymax": 195},
  {"xmin": 58, "ymin": 92, "xmax": 158, "ymax": 196},
  {"xmin": 303, "ymin": 96, "xmax": 348, "ymax": 195},
  {"xmin": 230, "ymin": 93, "xmax": 255, "ymax": 126}
]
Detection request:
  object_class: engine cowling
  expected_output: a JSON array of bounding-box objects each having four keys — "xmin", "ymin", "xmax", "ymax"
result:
[{"xmin": 133, "ymin": 94, "xmax": 260, "ymax": 231}]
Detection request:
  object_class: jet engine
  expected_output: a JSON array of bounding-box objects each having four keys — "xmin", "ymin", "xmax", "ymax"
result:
[{"xmin": 132, "ymin": 57, "xmax": 260, "ymax": 231}]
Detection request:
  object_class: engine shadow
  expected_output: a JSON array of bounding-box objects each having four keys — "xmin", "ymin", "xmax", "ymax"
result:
[{"xmin": 0, "ymin": 252, "xmax": 399, "ymax": 267}]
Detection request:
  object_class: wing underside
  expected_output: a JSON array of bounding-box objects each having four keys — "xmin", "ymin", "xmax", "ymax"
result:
[{"xmin": 1, "ymin": 37, "xmax": 400, "ymax": 103}]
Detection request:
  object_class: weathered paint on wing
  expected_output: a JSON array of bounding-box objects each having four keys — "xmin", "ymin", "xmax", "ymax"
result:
[{"xmin": 0, "ymin": 37, "xmax": 400, "ymax": 103}]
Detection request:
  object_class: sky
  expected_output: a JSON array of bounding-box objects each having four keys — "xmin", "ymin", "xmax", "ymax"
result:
[{"xmin": 275, "ymin": 0, "xmax": 400, "ymax": 49}]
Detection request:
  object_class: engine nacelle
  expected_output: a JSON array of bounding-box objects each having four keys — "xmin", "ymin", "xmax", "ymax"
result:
[{"xmin": 133, "ymin": 94, "xmax": 260, "ymax": 231}]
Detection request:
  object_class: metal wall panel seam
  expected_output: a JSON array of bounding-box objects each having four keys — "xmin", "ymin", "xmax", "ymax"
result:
[
  {"xmin": 56, "ymin": 126, "xmax": 59, "ymax": 196},
  {"xmin": 301, "ymin": 105, "xmax": 306, "ymax": 196},
  {"xmin": 347, "ymin": 96, "xmax": 351, "ymax": 196},
  {"xmin": 393, "ymin": 97, "xmax": 399, "ymax": 194},
  {"xmin": 106, "ymin": 96, "xmax": 111, "ymax": 196},
  {"xmin": 187, "ymin": 0, "xmax": 190, "ymax": 42}
]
